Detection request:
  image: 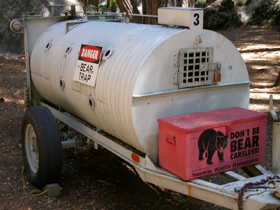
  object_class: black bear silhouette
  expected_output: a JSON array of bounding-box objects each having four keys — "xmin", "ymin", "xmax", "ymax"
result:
[{"xmin": 198, "ymin": 129, "xmax": 228, "ymax": 165}]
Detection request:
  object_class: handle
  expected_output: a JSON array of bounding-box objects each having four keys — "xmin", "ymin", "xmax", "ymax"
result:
[
  {"xmin": 226, "ymin": 125, "xmax": 232, "ymax": 137},
  {"xmin": 166, "ymin": 134, "xmax": 176, "ymax": 146}
]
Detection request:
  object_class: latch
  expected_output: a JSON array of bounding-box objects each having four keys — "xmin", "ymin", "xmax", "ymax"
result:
[
  {"xmin": 209, "ymin": 62, "xmax": 221, "ymax": 82},
  {"xmin": 226, "ymin": 125, "xmax": 232, "ymax": 137}
]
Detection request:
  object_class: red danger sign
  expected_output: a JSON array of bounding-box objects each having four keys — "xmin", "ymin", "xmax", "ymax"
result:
[
  {"xmin": 74, "ymin": 44, "xmax": 103, "ymax": 87},
  {"xmin": 79, "ymin": 45, "xmax": 102, "ymax": 63}
]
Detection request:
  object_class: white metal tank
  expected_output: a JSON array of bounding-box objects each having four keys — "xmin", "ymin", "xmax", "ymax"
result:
[{"xmin": 30, "ymin": 19, "xmax": 250, "ymax": 161}]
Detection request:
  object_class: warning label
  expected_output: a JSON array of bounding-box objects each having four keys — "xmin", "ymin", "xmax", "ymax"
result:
[
  {"xmin": 229, "ymin": 127, "xmax": 260, "ymax": 160},
  {"xmin": 73, "ymin": 44, "xmax": 103, "ymax": 87}
]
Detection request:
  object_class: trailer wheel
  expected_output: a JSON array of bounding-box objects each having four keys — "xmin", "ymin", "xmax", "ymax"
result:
[{"xmin": 21, "ymin": 106, "xmax": 62, "ymax": 189}]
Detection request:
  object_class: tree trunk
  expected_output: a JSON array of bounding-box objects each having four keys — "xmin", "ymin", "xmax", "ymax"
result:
[
  {"xmin": 80, "ymin": 0, "xmax": 88, "ymax": 13},
  {"xmin": 116, "ymin": 0, "xmax": 141, "ymax": 22},
  {"xmin": 107, "ymin": 0, "xmax": 110, "ymax": 10},
  {"xmin": 166, "ymin": 0, "xmax": 183, "ymax": 7},
  {"xmin": 116, "ymin": 0, "xmax": 130, "ymax": 13},
  {"xmin": 116, "ymin": 0, "xmax": 185, "ymax": 24},
  {"xmin": 188, "ymin": 0, "xmax": 196, "ymax": 7},
  {"xmin": 142, "ymin": 0, "xmax": 184, "ymax": 24},
  {"xmin": 142, "ymin": 0, "xmax": 168, "ymax": 24}
]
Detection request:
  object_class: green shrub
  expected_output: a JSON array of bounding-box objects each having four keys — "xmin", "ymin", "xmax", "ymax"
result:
[
  {"xmin": 245, "ymin": 0, "xmax": 253, "ymax": 6},
  {"xmin": 221, "ymin": 0, "xmax": 234, "ymax": 9},
  {"xmin": 250, "ymin": 0, "xmax": 280, "ymax": 26},
  {"xmin": 236, "ymin": 0, "xmax": 245, "ymax": 6}
]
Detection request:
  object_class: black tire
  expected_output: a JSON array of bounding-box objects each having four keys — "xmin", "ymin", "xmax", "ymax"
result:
[{"xmin": 21, "ymin": 106, "xmax": 63, "ymax": 189}]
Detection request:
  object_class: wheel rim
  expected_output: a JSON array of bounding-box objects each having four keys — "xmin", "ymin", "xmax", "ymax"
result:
[{"xmin": 25, "ymin": 124, "xmax": 39, "ymax": 173}]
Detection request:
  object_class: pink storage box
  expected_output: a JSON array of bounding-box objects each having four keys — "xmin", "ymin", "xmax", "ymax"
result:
[{"xmin": 158, "ymin": 107, "xmax": 268, "ymax": 180}]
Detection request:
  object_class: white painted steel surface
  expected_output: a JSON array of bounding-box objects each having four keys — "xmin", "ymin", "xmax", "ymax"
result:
[
  {"xmin": 30, "ymin": 20, "xmax": 250, "ymax": 160},
  {"xmin": 158, "ymin": 7, "xmax": 203, "ymax": 29}
]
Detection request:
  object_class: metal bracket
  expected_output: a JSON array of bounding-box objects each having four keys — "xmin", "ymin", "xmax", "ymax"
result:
[
  {"xmin": 172, "ymin": 72, "xmax": 178, "ymax": 85},
  {"xmin": 173, "ymin": 53, "xmax": 179, "ymax": 67},
  {"xmin": 65, "ymin": 20, "xmax": 87, "ymax": 34},
  {"xmin": 194, "ymin": 36, "xmax": 203, "ymax": 44},
  {"xmin": 209, "ymin": 62, "xmax": 221, "ymax": 72},
  {"xmin": 209, "ymin": 62, "xmax": 220, "ymax": 71},
  {"xmin": 10, "ymin": 19, "xmax": 24, "ymax": 33},
  {"xmin": 269, "ymin": 180, "xmax": 280, "ymax": 199},
  {"xmin": 172, "ymin": 53, "xmax": 179, "ymax": 85}
]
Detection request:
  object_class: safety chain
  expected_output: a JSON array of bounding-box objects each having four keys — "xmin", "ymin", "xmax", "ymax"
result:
[{"xmin": 237, "ymin": 175, "xmax": 280, "ymax": 210}]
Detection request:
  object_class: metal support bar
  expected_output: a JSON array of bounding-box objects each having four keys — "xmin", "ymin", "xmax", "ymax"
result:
[
  {"xmin": 270, "ymin": 95, "xmax": 279, "ymax": 121},
  {"xmin": 135, "ymin": 166, "xmax": 238, "ymax": 209},
  {"xmin": 61, "ymin": 139, "xmax": 76, "ymax": 149},
  {"xmin": 23, "ymin": 19, "xmax": 32, "ymax": 107},
  {"xmin": 242, "ymin": 165, "xmax": 264, "ymax": 177},
  {"xmin": 255, "ymin": 164, "xmax": 270, "ymax": 175},
  {"xmin": 128, "ymin": 13, "xmax": 158, "ymax": 18},
  {"xmin": 135, "ymin": 168, "xmax": 280, "ymax": 210},
  {"xmin": 273, "ymin": 121, "xmax": 280, "ymax": 175},
  {"xmin": 223, "ymin": 171, "xmax": 247, "ymax": 181}
]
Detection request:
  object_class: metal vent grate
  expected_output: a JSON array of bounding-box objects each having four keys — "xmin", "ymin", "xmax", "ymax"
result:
[{"xmin": 178, "ymin": 47, "xmax": 213, "ymax": 88}]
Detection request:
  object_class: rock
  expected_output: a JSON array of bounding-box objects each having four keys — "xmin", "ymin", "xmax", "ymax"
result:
[
  {"xmin": 204, "ymin": 0, "xmax": 242, "ymax": 30},
  {"xmin": 248, "ymin": 0, "xmax": 280, "ymax": 27},
  {"xmin": 221, "ymin": 0, "xmax": 234, "ymax": 9},
  {"xmin": 204, "ymin": 0, "xmax": 280, "ymax": 30},
  {"xmin": 204, "ymin": 8, "xmax": 230, "ymax": 30},
  {"xmin": 0, "ymin": 0, "xmax": 83, "ymax": 56}
]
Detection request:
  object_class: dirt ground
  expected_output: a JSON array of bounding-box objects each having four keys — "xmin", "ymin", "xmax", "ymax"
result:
[{"xmin": 1, "ymin": 26, "xmax": 280, "ymax": 210}]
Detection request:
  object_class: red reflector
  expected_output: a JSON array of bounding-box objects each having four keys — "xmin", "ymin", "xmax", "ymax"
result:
[
  {"xmin": 214, "ymin": 73, "xmax": 221, "ymax": 82},
  {"xmin": 131, "ymin": 153, "xmax": 140, "ymax": 163}
]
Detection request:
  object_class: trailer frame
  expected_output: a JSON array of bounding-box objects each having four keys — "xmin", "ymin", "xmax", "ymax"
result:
[{"xmin": 40, "ymin": 101, "xmax": 280, "ymax": 210}]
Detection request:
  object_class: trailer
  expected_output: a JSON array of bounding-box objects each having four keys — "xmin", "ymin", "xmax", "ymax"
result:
[{"xmin": 10, "ymin": 4, "xmax": 280, "ymax": 209}]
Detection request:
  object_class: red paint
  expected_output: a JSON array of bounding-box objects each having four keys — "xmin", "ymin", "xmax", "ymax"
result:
[
  {"xmin": 214, "ymin": 73, "xmax": 221, "ymax": 82},
  {"xmin": 80, "ymin": 46, "xmax": 101, "ymax": 62},
  {"xmin": 158, "ymin": 107, "xmax": 268, "ymax": 180}
]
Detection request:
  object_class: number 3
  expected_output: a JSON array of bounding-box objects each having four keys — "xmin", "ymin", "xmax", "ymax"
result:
[{"xmin": 194, "ymin": 13, "xmax": 199, "ymax": 26}]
